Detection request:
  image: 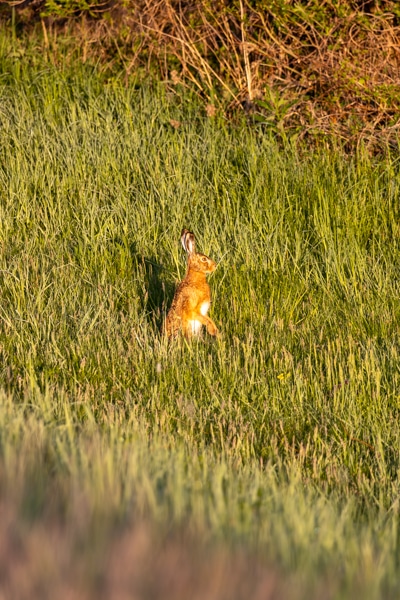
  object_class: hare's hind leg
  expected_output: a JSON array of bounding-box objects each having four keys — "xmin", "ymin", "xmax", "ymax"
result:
[{"xmin": 163, "ymin": 310, "xmax": 182, "ymax": 339}]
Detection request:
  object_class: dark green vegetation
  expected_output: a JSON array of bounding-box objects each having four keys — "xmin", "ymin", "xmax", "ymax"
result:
[{"xmin": 1, "ymin": 25, "xmax": 400, "ymax": 599}]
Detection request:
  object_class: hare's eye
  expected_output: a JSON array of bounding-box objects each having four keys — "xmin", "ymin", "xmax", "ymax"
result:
[{"xmin": 201, "ymin": 257, "xmax": 207, "ymax": 262}]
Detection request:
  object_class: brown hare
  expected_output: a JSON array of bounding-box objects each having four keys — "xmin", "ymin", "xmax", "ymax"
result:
[{"xmin": 163, "ymin": 229, "xmax": 219, "ymax": 339}]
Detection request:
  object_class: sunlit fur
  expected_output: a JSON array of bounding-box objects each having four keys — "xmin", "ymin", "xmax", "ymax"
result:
[{"xmin": 163, "ymin": 229, "xmax": 219, "ymax": 339}]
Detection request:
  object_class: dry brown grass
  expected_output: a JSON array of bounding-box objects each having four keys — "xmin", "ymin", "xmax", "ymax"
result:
[{"xmin": 2, "ymin": 0, "xmax": 400, "ymax": 147}]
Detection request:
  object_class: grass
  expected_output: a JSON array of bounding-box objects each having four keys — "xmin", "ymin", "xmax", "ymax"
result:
[{"xmin": 1, "ymin": 30, "xmax": 400, "ymax": 598}]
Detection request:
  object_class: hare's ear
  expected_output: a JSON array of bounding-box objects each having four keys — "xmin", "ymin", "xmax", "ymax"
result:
[{"xmin": 181, "ymin": 229, "xmax": 196, "ymax": 255}]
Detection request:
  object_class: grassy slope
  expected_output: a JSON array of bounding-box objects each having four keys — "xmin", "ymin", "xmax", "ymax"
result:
[{"xmin": 1, "ymin": 32, "xmax": 400, "ymax": 598}]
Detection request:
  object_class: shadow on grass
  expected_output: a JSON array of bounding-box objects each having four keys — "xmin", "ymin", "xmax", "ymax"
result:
[
  {"xmin": 110, "ymin": 237, "xmax": 176, "ymax": 333},
  {"xmin": 139, "ymin": 254, "xmax": 174, "ymax": 331}
]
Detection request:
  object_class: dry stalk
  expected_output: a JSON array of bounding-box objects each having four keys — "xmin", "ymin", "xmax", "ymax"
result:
[{"xmin": 240, "ymin": 0, "xmax": 252, "ymax": 101}]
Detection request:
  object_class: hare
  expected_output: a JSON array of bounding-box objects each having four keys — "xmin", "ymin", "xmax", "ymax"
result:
[{"xmin": 163, "ymin": 229, "xmax": 219, "ymax": 339}]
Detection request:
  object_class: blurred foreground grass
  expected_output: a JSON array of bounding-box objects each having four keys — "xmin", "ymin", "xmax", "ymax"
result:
[
  {"xmin": 1, "ymin": 389, "xmax": 400, "ymax": 600},
  {"xmin": 1, "ymin": 30, "xmax": 400, "ymax": 599}
]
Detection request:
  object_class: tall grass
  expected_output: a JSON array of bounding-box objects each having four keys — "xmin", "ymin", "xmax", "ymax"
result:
[{"xmin": 1, "ymin": 30, "xmax": 400, "ymax": 598}]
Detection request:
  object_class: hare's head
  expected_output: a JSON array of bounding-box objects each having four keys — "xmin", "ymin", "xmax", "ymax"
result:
[{"xmin": 181, "ymin": 228, "xmax": 217, "ymax": 274}]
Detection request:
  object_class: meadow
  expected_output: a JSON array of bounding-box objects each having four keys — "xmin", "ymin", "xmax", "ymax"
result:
[{"xmin": 1, "ymin": 30, "xmax": 400, "ymax": 599}]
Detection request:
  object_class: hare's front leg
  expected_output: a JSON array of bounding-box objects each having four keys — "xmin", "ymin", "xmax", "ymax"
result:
[{"xmin": 198, "ymin": 314, "xmax": 219, "ymax": 337}]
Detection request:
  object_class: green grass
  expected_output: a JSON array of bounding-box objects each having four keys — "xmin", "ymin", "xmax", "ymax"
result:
[{"xmin": 1, "ymin": 30, "xmax": 400, "ymax": 598}]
